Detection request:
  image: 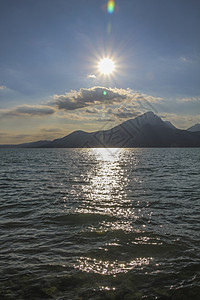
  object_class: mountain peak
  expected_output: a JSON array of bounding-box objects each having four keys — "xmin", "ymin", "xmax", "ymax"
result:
[
  {"xmin": 143, "ymin": 111, "xmax": 156, "ymax": 117},
  {"xmin": 127, "ymin": 111, "xmax": 163, "ymax": 127},
  {"xmin": 187, "ymin": 123, "xmax": 200, "ymax": 132}
]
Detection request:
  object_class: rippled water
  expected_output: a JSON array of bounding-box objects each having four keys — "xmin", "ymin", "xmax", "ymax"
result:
[{"xmin": 0, "ymin": 148, "xmax": 200, "ymax": 299}]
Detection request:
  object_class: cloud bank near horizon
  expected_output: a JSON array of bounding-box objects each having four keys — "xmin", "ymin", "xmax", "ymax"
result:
[
  {"xmin": 1, "ymin": 86, "xmax": 161, "ymax": 119},
  {"xmin": 0, "ymin": 86, "xmax": 199, "ymax": 128}
]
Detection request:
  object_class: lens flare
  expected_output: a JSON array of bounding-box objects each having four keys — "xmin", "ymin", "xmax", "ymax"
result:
[{"xmin": 107, "ymin": 0, "xmax": 115, "ymax": 14}]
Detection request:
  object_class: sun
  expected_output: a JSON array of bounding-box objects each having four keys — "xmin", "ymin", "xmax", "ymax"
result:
[{"xmin": 98, "ymin": 58, "xmax": 115, "ymax": 75}]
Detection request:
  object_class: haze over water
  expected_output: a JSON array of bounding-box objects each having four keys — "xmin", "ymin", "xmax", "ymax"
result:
[{"xmin": 0, "ymin": 148, "xmax": 200, "ymax": 299}]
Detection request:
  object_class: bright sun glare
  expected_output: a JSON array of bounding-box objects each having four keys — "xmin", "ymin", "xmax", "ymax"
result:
[{"xmin": 98, "ymin": 58, "xmax": 115, "ymax": 75}]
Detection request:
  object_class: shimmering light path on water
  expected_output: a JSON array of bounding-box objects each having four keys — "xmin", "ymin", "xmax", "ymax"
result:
[{"xmin": 0, "ymin": 148, "xmax": 200, "ymax": 299}]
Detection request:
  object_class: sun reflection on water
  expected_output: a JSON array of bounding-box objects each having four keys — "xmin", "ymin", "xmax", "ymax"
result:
[
  {"xmin": 75, "ymin": 148, "xmax": 130, "ymax": 217},
  {"xmin": 76, "ymin": 256, "xmax": 152, "ymax": 275},
  {"xmin": 73, "ymin": 148, "xmax": 154, "ymax": 275},
  {"xmin": 91, "ymin": 148, "xmax": 121, "ymax": 161}
]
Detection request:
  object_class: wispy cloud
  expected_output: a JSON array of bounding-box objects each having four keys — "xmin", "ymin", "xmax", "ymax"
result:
[
  {"xmin": 41, "ymin": 128, "xmax": 63, "ymax": 133},
  {"xmin": 12, "ymin": 134, "xmax": 32, "ymax": 139},
  {"xmin": 177, "ymin": 96, "xmax": 200, "ymax": 103},
  {"xmin": 179, "ymin": 56, "xmax": 187, "ymax": 62},
  {"xmin": 85, "ymin": 108, "xmax": 100, "ymax": 114},
  {"xmin": 0, "ymin": 105, "xmax": 56, "ymax": 117},
  {"xmin": 0, "ymin": 85, "xmax": 6, "ymax": 90}
]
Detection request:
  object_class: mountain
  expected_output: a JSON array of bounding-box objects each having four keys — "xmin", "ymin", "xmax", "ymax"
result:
[
  {"xmin": 187, "ymin": 123, "xmax": 200, "ymax": 132},
  {"xmin": 39, "ymin": 111, "xmax": 200, "ymax": 148},
  {"xmin": 1, "ymin": 112, "xmax": 200, "ymax": 148},
  {"xmin": 17, "ymin": 140, "xmax": 51, "ymax": 148},
  {"xmin": 164, "ymin": 121, "xmax": 177, "ymax": 129},
  {"xmin": 0, "ymin": 140, "xmax": 51, "ymax": 148}
]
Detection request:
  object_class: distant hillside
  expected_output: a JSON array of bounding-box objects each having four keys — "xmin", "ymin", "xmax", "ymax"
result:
[
  {"xmin": 1, "ymin": 112, "xmax": 200, "ymax": 148},
  {"xmin": 0, "ymin": 140, "xmax": 50, "ymax": 148},
  {"xmin": 187, "ymin": 123, "xmax": 200, "ymax": 132}
]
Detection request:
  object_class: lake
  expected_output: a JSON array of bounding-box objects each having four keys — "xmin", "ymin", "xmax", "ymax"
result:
[{"xmin": 0, "ymin": 148, "xmax": 200, "ymax": 299}]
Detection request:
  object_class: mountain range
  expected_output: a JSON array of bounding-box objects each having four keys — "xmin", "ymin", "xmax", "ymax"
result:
[{"xmin": 1, "ymin": 112, "xmax": 200, "ymax": 148}]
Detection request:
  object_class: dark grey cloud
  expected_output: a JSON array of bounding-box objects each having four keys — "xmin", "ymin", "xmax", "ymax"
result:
[
  {"xmin": 107, "ymin": 107, "xmax": 141, "ymax": 119},
  {"xmin": 0, "ymin": 105, "xmax": 56, "ymax": 117},
  {"xmin": 14, "ymin": 106, "xmax": 55, "ymax": 115},
  {"xmin": 85, "ymin": 108, "xmax": 99, "ymax": 114},
  {"xmin": 51, "ymin": 87, "xmax": 128, "ymax": 111}
]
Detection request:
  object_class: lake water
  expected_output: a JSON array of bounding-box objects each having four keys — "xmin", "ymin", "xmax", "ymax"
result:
[{"xmin": 0, "ymin": 148, "xmax": 200, "ymax": 300}]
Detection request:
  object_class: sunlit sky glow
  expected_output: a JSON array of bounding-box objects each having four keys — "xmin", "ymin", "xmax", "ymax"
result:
[{"xmin": 0, "ymin": 0, "xmax": 200, "ymax": 144}]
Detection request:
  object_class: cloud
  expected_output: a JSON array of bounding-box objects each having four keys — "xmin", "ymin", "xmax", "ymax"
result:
[
  {"xmin": 0, "ymin": 105, "xmax": 56, "ymax": 117},
  {"xmin": 50, "ymin": 86, "xmax": 163, "ymax": 113},
  {"xmin": 177, "ymin": 97, "xmax": 200, "ymax": 103},
  {"xmin": 0, "ymin": 85, "xmax": 6, "ymax": 90},
  {"xmin": 107, "ymin": 107, "xmax": 141, "ymax": 119},
  {"xmin": 179, "ymin": 56, "xmax": 187, "ymax": 62},
  {"xmin": 50, "ymin": 86, "xmax": 165, "ymax": 124},
  {"xmin": 14, "ymin": 106, "xmax": 55, "ymax": 115},
  {"xmin": 95, "ymin": 118, "xmax": 113, "ymax": 122},
  {"xmin": 41, "ymin": 128, "xmax": 63, "ymax": 133},
  {"xmin": 0, "ymin": 86, "xmax": 164, "ymax": 123},
  {"xmin": 51, "ymin": 87, "xmax": 129, "ymax": 111},
  {"xmin": 63, "ymin": 105, "xmax": 141, "ymax": 123},
  {"xmin": 85, "ymin": 108, "xmax": 100, "ymax": 114},
  {"xmin": 12, "ymin": 134, "xmax": 32, "ymax": 139},
  {"xmin": 88, "ymin": 74, "xmax": 96, "ymax": 79}
]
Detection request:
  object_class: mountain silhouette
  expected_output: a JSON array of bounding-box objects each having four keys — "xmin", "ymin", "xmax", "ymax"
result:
[
  {"xmin": 1, "ymin": 112, "xmax": 200, "ymax": 148},
  {"xmin": 187, "ymin": 123, "xmax": 200, "ymax": 132}
]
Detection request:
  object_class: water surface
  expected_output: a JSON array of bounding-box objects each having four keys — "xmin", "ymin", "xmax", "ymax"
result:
[{"xmin": 0, "ymin": 148, "xmax": 200, "ymax": 299}]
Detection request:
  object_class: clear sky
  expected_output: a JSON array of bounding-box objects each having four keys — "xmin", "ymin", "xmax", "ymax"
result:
[{"xmin": 0, "ymin": 0, "xmax": 200, "ymax": 144}]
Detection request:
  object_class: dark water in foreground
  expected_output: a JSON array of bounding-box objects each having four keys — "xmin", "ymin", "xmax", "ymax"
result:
[{"xmin": 0, "ymin": 148, "xmax": 200, "ymax": 300}]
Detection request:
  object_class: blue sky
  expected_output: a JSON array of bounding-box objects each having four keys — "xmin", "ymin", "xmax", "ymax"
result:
[{"xmin": 0, "ymin": 0, "xmax": 200, "ymax": 143}]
